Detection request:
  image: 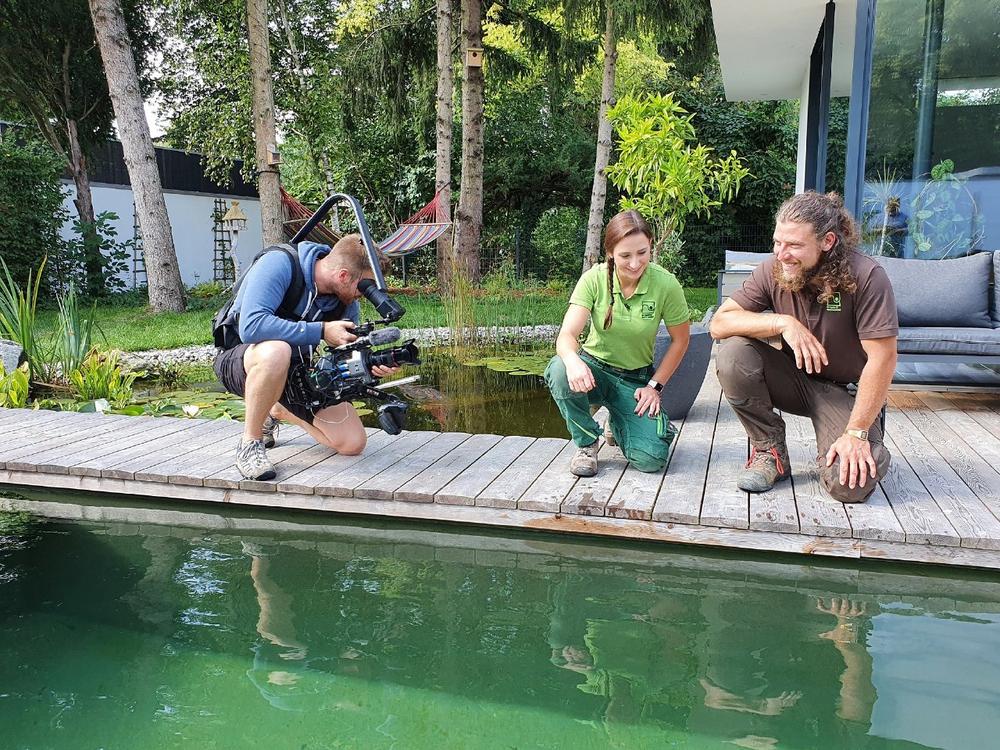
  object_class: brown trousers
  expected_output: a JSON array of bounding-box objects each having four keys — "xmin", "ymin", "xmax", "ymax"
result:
[{"xmin": 715, "ymin": 336, "xmax": 890, "ymax": 503}]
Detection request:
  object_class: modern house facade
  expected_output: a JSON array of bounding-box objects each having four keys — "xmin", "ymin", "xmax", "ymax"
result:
[
  {"xmin": 58, "ymin": 138, "xmax": 263, "ymax": 288},
  {"xmin": 711, "ymin": 0, "xmax": 998, "ymax": 260}
]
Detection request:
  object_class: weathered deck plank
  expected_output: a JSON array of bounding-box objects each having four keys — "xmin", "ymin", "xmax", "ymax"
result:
[
  {"xmin": 700, "ymin": 397, "xmax": 749, "ymax": 529},
  {"xmin": 562, "ymin": 442, "xmax": 628, "ymax": 517},
  {"xmin": 749, "ymin": 413, "xmax": 799, "ymax": 533},
  {"xmin": 519, "ymin": 440, "xmax": 581, "ymax": 513},
  {"xmin": 652, "ymin": 371, "xmax": 721, "ymax": 524},
  {"xmin": 784, "ymin": 414, "xmax": 852, "ymax": 538},
  {"xmin": 353, "ymin": 432, "xmax": 471, "ymax": 500},
  {"xmin": 879, "ymin": 431, "xmax": 961, "ymax": 546},
  {"xmin": 437, "ymin": 435, "xmax": 535, "ymax": 506},
  {"xmin": 885, "ymin": 406, "xmax": 1000, "ymax": 550},
  {"xmin": 5, "ymin": 387, "xmax": 1000, "ymax": 571},
  {"xmin": 476, "ymin": 436, "xmax": 565, "ymax": 509},
  {"xmin": 394, "ymin": 433, "xmax": 503, "ymax": 503}
]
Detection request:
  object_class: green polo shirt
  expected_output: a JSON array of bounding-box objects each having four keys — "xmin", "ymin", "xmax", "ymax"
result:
[{"xmin": 570, "ymin": 262, "xmax": 689, "ymax": 371}]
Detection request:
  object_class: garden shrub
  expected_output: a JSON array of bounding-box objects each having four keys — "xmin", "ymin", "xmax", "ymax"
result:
[
  {"xmin": 49, "ymin": 212, "xmax": 134, "ymax": 299},
  {"xmin": 0, "ymin": 134, "xmax": 67, "ymax": 294},
  {"xmin": 531, "ymin": 207, "xmax": 586, "ymax": 284}
]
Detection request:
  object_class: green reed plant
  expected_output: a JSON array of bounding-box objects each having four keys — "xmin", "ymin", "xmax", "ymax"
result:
[
  {"xmin": 442, "ymin": 261, "xmax": 477, "ymax": 348},
  {"xmin": 68, "ymin": 350, "xmax": 139, "ymax": 408},
  {"xmin": 56, "ymin": 284, "xmax": 96, "ymax": 379},
  {"xmin": 0, "ymin": 256, "xmax": 51, "ymax": 383}
]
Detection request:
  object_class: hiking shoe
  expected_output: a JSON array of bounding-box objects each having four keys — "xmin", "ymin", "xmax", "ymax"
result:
[
  {"xmin": 570, "ymin": 441, "xmax": 599, "ymax": 477},
  {"xmin": 236, "ymin": 438, "xmax": 276, "ymax": 481},
  {"xmin": 737, "ymin": 445, "xmax": 790, "ymax": 493},
  {"xmin": 262, "ymin": 415, "xmax": 280, "ymax": 449}
]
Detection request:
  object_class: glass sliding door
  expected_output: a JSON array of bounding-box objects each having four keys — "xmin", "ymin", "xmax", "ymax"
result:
[{"xmin": 862, "ymin": 0, "xmax": 999, "ymax": 259}]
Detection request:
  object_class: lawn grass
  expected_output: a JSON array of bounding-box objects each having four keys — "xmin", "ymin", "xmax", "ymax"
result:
[{"xmin": 36, "ymin": 287, "xmax": 718, "ymax": 352}]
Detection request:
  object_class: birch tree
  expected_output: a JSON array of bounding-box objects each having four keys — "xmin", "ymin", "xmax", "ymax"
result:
[
  {"xmin": 435, "ymin": 0, "xmax": 454, "ymax": 290},
  {"xmin": 453, "ymin": 0, "xmax": 483, "ymax": 285},
  {"xmin": 89, "ymin": 0, "xmax": 186, "ymax": 312}
]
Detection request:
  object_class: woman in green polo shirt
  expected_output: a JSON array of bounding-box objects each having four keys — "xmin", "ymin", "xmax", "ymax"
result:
[{"xmin": 544, "ymin": 210, "xmax": 690, "ymax": 477}]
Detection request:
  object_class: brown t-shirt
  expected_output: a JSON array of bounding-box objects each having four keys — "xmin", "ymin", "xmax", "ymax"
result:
[{"xmin": 730, "ymin": 251, "xmax": 898, "ymax": 384}]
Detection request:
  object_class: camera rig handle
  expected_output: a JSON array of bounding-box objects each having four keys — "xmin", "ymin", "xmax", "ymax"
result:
[{"xmin": 290, "ymin": 192, "xmax": 389, "ymax": 294}]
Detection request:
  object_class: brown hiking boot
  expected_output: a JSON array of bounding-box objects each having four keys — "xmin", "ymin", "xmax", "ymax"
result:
[
  {"xmin": 570, "ymin": 441, "xmax": 599, "ymax": 477},
  {"xmin": 737, "ymin": 445, "xmax": 790, "ymax": 493}
]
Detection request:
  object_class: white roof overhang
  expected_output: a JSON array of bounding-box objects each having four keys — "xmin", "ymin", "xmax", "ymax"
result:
[{"xmin": 710, "ymin": 0, "xmax": 859, "ymax": 101}]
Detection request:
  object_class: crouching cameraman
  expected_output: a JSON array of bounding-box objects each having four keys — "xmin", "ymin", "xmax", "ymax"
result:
[{"xmin": 213, "ymin": 234, "xmax": 399, "ymax": 481}]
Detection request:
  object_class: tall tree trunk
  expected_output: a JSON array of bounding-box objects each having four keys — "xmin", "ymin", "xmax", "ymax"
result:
[
  {"xmin": 247, "ymin": 0, "xmax": 283, "ymax": 247},
  {"xmin": 454, "ymin": 0, "xmax": 483, "ymax": 286},
  {"xmin": 435, "ymin": 0, "xmax": 454, "ymax": 293},
  {"xmin": 65, "ymin": 118, "xmax": 104, "ymax": 298},
  {"xmin": 88, "ymin": 0, "xmax": 186, "ymax": 312},
  {"xmin": 582, "ymin": 3, "xmax": 617, "ymax": 272}
]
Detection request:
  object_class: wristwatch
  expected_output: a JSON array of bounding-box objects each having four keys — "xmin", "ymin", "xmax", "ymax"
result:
[
  {"xmin": 845, "ymin": 428, "xmax": 869, "ymax": 441},
  {"xmin": 647, "ymin": 379, "xmax": 663, "ymax": 392}
]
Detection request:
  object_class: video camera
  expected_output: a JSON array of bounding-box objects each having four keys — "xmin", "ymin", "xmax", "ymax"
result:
[{"xmin": 283, "ymin": 193, "xmax": 422, "ymax": 435}]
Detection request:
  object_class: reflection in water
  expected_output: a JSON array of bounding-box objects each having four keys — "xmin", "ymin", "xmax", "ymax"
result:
[{"xmin": 2, "ymin": 501, "xmax": 1000, "ymax": 748}]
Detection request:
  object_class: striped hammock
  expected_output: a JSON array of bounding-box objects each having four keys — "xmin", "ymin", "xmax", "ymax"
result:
[
  {"xmin": 281, "ymin": 187, "xmax": 451, "ymax": 258},
  {"xmin": 377, "ymin": 187, "xmax": 451, "ymax": 258}
]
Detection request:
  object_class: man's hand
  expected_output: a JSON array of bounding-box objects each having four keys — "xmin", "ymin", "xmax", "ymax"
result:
[
  {"xmin": 565, "ymin": 356, "xmax": 596, "ymax": 393},
  {"xmin": 371, "ymin": 364, "xmax": 401, "ymax": 379},
  {"xmin": 778, "ymin": 316, "xmax": 828, "ymax": 374},
  {"xmin": 826, "ymin": 433, "xmax": 877, "ymax": 490},
  {"xmin": 633, "ymin": 386, "xmax": 661, "ymax": 417},
  {"xmin": 323, "ymin": 320, "xmax": 357, "ymax": 347}
]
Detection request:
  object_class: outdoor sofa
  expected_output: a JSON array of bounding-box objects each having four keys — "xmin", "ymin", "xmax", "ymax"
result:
[{"xmin": 717, "ymin": 250, "xmax": 1000, "ymax": 369}]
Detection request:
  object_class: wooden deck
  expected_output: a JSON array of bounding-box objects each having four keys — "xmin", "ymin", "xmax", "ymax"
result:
[{"xmin": 3, "ymin": 367, "xmax": 1000, "ymax": 570}]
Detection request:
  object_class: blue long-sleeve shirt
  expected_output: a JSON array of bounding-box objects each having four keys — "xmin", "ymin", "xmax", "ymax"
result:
[{"xmin": 232, "ymin": 242, "xmax": 359, "ymax": 349}]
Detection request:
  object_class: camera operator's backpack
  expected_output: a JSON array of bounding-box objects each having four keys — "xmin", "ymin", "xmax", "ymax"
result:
[{"xmin": 212, "ymin": 244, "xmax": 305, "ymax": 350}]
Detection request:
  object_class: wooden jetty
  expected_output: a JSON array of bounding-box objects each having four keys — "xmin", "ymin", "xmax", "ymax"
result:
[{"xmin": 3, "ymin": 368, "xmax": 1000, "ymax": 571}]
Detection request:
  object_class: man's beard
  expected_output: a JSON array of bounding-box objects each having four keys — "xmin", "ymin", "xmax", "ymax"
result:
[{"xmin": 772, "ymin": 257, "xmax": 823, "ymax": 293}]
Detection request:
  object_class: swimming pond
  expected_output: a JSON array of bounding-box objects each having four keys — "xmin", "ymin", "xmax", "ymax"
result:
[{"xmin": 2, "ymin": 495, "xmax": 999, "ymax": 749}]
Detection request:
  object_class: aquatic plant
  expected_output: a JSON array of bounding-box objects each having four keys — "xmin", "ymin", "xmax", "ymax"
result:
[
  {"xmin": 0, "ymin": 362, "xmax": 30, "ymax": 408},
  {"xmin": 69, "ymin": 350, "xmax": 140, "ymax": 409}
]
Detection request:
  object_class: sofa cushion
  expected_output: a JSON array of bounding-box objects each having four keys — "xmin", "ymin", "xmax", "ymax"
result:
[
  {"xmin": 896, "ymin": 326, "xmax": 1000, "ymax": 357},
  {"xmin": 875, "ymin": 253, "xmax": 993, "ymax": 328},
  {"xmin": 993, "ymin": 251, "xmax": 1000, "ymax": 327}
]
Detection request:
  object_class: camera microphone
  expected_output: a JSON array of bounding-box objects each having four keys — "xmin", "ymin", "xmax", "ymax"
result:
[{"xmin": 368, "ymin": 326, "xmax": 401, "ymax": 347}]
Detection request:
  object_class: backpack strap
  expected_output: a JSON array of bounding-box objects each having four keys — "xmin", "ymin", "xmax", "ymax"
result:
[{"xmin": 212, "ymin": 243, "xmax": 306, "ymax": 349}]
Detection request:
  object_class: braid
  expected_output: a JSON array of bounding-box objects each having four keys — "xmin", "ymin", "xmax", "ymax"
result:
[{"xmin": 603, "ymin": 258, "xmax": 615, "ymax": 329}]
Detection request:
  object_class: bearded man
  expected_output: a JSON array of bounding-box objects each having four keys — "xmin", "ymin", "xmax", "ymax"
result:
[{"xmin": 709, "ymin": 191, "xmax": 898, "ymax": 503}]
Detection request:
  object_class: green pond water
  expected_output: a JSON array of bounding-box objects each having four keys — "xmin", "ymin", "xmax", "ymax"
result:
[
  {"xmin": 156, "ymin": 349, "xmax": 569, "ymax": 438},
  {"xmin": 3, "ymin": 495, "xmax": 1000, "ymax": 749}
]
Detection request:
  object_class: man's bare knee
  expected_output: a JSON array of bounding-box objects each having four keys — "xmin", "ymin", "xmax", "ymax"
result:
[
  {"xmin": 247, "ymin": 340, "xmax": 292, "ymax": 371},
  {"xmin": 325, "ymin": 431, "xmax": 367, "ymax": 456}
]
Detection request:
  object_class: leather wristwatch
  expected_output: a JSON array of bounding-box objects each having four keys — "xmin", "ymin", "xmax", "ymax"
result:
[
  {"xmin": 845, "ymin": 428, "xmax": 869, "ymax": 441},
  {"xmin": 647, "ymin": 379, "xmax": 663, "ymax": 392}
]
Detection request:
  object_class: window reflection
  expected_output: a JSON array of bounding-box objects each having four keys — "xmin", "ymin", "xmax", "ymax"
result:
[{"xmin": 863, "ymin": 0, "xmax": 999, "ymax": 258}]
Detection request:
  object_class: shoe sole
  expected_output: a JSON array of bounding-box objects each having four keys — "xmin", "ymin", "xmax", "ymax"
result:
[{"xmin": 738, "ymin": 473, "xmax": 790, "ymax": 493}]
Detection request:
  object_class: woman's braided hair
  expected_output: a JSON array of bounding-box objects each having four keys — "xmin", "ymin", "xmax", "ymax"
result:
[
  {"xmin": 775, "ymin": 191, "xmax": 860, "ymax": 303},
  {"xmin": 602, "ymin": 210, "xmax": 653, "ymax": 329}
]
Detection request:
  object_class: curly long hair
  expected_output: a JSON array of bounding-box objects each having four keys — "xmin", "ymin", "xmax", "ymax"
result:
[
  {"xmin": 774, "ymin": 191, "xmax": 860, "ymax": 303},
  {"xmin": 602, "ymin": 210, "xmax": 653, "ymax": 329}
]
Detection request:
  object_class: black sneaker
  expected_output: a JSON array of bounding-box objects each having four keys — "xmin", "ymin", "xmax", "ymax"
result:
[
  {"xmin": 262, "ymin": 415, "xmax": 280, "ymax": 449},
  {"xmin": 236, "ymin": 438, "xmax": 276, "ymax": 481}
]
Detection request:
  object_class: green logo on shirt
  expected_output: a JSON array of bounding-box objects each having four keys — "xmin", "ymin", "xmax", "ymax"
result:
[
  {"xmin": 641, "ymin": 301, "xmax": 656, "ymax": 319},
  {"xmin": 827, "ymin": 293, "xmax": 842, "ymax": 312}
]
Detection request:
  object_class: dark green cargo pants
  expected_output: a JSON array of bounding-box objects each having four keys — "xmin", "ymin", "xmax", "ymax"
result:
[{"xmin": 544, "ymin": 352, "xmax": 676, "ymax": 473}]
